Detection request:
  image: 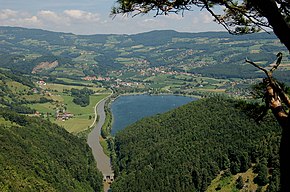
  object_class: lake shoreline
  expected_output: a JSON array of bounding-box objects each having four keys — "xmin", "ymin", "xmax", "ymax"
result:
[
  {"xmin": 111, "ymin": 92, "xmax": 202, "ymax": 102},
  {"xmin": 110, "ymin": 93, "xmax": 198, "ymax": 135}
]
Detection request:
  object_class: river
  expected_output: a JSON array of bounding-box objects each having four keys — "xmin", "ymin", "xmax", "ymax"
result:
[
  {"xmin": 87, "ymin": 94, "xmax": 196, "ymax": 192},
  {"xmin": 87, "ymin": 98, "xmax": 113, "ymax": 192}
]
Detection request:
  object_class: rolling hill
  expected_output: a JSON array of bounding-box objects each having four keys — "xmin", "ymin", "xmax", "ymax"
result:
[{"xmin": 0, "ymin": 26, "xmax": 289, "ymax": 81}]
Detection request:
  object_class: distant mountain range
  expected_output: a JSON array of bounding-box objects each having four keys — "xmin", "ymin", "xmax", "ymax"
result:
[{"xmin": 0, "ymin": 26, "xmax": 289, "ymax": 82}]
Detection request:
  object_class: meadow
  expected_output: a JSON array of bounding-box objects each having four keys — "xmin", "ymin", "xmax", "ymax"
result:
[{"xmin": 27, "ymin": 82, "xmax": 110, "ymax": 133}]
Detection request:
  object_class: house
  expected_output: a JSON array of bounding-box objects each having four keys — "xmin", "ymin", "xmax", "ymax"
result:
[{"xmin": 56, "ymin": 112, "xmax": 74, "ymax": 121}]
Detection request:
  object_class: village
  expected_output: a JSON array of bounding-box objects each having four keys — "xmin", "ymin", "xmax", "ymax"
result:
[
  {"xmin": 34, "ymin": 80, "xmax": 74, "ymax": 121},
  {"xmin": 80, "ymin": 65, "xmax": 255, "ymax": 97}
]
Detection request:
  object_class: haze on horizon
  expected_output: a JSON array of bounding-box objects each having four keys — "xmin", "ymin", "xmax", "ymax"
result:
[{"xmin": 0, "ymin": 0, "xmax": 225, "ymax": 35}]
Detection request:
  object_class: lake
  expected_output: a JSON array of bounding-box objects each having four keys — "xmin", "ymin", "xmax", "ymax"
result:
[{"xmin": 111, "ymin": 94, "xmax": 197, "ymax": 135}]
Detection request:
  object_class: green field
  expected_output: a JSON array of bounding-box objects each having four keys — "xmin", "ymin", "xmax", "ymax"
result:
[
  {"xmin": 27, "ymin": 85, "xmax": 110, "ymax": 133},
  {"xmin": 54, "ymin": 94, "xmax": 109, "ymax": 133}
]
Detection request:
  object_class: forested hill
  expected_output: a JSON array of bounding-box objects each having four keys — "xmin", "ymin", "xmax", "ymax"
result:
[
  {"xmin": 0, "ymin": 108, "xmax": 103, "ymax": 191},
  {"xmin": 111, "ymin": 96, "xmax": 281, "ymax": 191}
]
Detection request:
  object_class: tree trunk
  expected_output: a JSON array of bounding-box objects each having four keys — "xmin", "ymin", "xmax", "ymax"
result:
[
  {"xmin": 253, "ymin": 1, "xmax": 290, "ymax": 191},
  {"xmin": 266, "ymin": 82, "xmax": 290, "ymax": 192},
  {"xmin": 255, "ymin": 0, "xmax": 290, "ymax": 51}
]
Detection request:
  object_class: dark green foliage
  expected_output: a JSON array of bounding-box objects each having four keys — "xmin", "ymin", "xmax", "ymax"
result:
[
  {"xmin": 8, "ymin": 104, "xmax": 36, "ymax": 114},
  {"xmin": 236, "ymin": 176, "xmax": 244, "ymax": 189},
  {"xmin": 266, "ymin": 169, "xmax": 280, "ymax": 192},
  {"xmin": 0, "ymin": 109, "xmax": 103, "ymax": 191},
  {"xmin": 0, "ymin": 69, "xmax": 34, "ymax": 88},
  {"xmin": 111, "ymin": 96, "xmax": 281, "ymax": 191},
  {"xmin": 93, "ymin": 50, "xmax": 122, "ymax": 75},
  {"xmin": 254, "ymin": 158, "xmax": 270, "ymax": 186},
  {"xmin": 73, "ymin": 95, "xmax": 90, "ymax": 107},
  {"xmin": 71, "ymin": 88, "xmax": 94, "ymax": 107}
]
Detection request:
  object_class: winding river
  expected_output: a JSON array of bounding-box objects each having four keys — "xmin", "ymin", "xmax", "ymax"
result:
[
  {"xmin": 87, "ymin": 98, "xmax": 113, "ymax": 191},
  {"xmin": 87, "ymin": 94, "xmax": 196, "ymax": 192}
]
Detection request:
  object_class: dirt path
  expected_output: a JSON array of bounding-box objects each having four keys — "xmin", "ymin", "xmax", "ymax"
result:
[{"xmin": 87, "ymin": 96, "xmax": 113, "ymax": 192}]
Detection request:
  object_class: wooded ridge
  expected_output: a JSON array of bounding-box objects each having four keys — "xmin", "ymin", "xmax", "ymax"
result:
[{"xmin": 111, "ymin": 96, "xmax": 281, "ymax": 191}]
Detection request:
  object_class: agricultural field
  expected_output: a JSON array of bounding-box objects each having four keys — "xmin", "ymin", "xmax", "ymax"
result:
[
  {"xmin": 27, "ymin": 81, "xmax": 110, "ymax": 133},
  {"xmin": 53, "ymin": 94, "xmax": 109, "ymax": 133}
]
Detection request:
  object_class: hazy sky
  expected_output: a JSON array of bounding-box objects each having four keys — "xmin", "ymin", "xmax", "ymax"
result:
[{"xmin": 0, "ymin": 0, "xmax": 225, "ymax": 35}]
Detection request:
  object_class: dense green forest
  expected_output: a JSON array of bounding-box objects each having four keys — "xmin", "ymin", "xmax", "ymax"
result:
[
  {"xmin": 0, "ymin": 57, "xmax": 106, "ymax": 191},
  {"xmin": 0, "ymin": 108, "xmax": 103, "ymax": 191},
  {"xmin": 71, "ymin": 87, "xmax": 95, "ymax": 107},
  {"xmin": 111, "ymin": 96, "xmax": 281, "ymax": 191}
]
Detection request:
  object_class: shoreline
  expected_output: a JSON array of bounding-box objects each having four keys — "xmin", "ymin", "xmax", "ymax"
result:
[
  {"xmin": 111, "ymin": 92, "xmax": 202, "ymax": 102},
  {"xmin": 87, "ymin": 90, "xmax": 113, "ymax": 192},
  {"xmin": 87, "ymin": 90, "xmax": 199, "ymax": 192},
  {"xmin": 109, "ymin": 93, "xmax": 199, "ymax": 136}
]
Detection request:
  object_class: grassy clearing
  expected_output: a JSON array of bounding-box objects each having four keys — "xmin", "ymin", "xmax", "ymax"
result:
[
  {"xmin": 27, "ymin": 80, "xmax": 110, "ymax": 133},
  {"xmin": 6, "ymin": 81, "xmax": 30, "ymax": 93},
  {"xmin": 206, "ymin": 168, "xmax": 268, "ymax": 192},
  {"xmin": 28, "ymin": 92, "xmax": 109, "ymax": 133},
  {"xmin": 54, "ymin": 94, "xmax": 109, "ymax": 133},
  {"xmin": 27, "ymin": 102, "xmax": 55, "ymax": 114},
  {"xmin": 54, "ymin": 118, "xmax": 93, "ymax": 133},
  {"xmin": 57, "ymin": 78, "xmax": 94, "ymax": 85},
  {"xmin": 73, "ymin": 53, "xmax": 97, "ymax": 64}
]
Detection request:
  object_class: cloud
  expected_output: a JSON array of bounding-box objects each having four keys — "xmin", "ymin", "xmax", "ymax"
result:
[
  {"xmin": 164, "ymin": 14, "xmax": 184, "ymax": 21},
  {"xmin": 38, "ymin": 10, "xmax": 68, "ymax": 26},
  {"xmin": 38, "ymin": 10, "xmax": 63, "ymax": 21},
  {"xmin": 64, "ymin": 10, "xmax": 100, "ymax": 23},
  {"xmin": 23, "ymin": 16, "xmax": 39, "ymax": 24},
  {"xmin": 0, "ymin": 9, "xmax": 103, "ymax": 33},
  {"xmin": 0, "ymin": 7, "xmax": 223, "ymax": 34},
  {"xmin": 200, "ymin": 12, "xmax": 213, "ymax": 24},
  {"xmin": 0, "ymin": 9, "xmax": 42, "ymax": 27},
  {"xmin": 0, "ymin": 9, "xmax": 18, "ymax": 20}
]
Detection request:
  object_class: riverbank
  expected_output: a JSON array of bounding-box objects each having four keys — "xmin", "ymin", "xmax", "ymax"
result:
[
  {"xmin": 87, "ymin": 90, "xmax": 114, "ymax": 192},
  {"xmin": 88, "ymin": 91, "xmax": 199, "ymax": 191}
]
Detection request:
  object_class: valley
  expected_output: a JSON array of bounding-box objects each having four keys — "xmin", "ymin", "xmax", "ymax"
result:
[{"xmin": 0, "ymin": 26, "xmax": 288, "ymax": 191}]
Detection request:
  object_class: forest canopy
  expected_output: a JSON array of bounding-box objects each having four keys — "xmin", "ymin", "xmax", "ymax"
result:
[
  {"xmin": 111, "ymin": 96, "xmax": 281, "ymax": 191},
  {"xmin": 0, "ymin": 108, "xmax": 103, "ymax": 191}
]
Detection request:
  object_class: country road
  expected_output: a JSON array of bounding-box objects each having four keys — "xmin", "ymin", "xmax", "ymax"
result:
[{"xmin": 87, "ymin": 97, "xmax": 113, "ymax": 192}]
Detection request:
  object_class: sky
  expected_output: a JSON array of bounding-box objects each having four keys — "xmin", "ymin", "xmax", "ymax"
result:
[{"xmin": 0, "ymin": 0, "xmax": 225, "ymax": 35}]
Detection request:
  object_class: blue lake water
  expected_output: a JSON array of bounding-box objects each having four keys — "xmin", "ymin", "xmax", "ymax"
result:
[{"xmin": 111, "ymin": 94, "xmax": 197, "ymax": 135}]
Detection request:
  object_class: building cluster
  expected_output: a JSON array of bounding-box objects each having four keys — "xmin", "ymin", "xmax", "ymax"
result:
[
  {"xmin": 56, "ymin": 108, "xmax": 74, "ymax": 121},
  {"xmin": 82, "ymin": 76, "xmax": 111, "ymax": 81}
]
